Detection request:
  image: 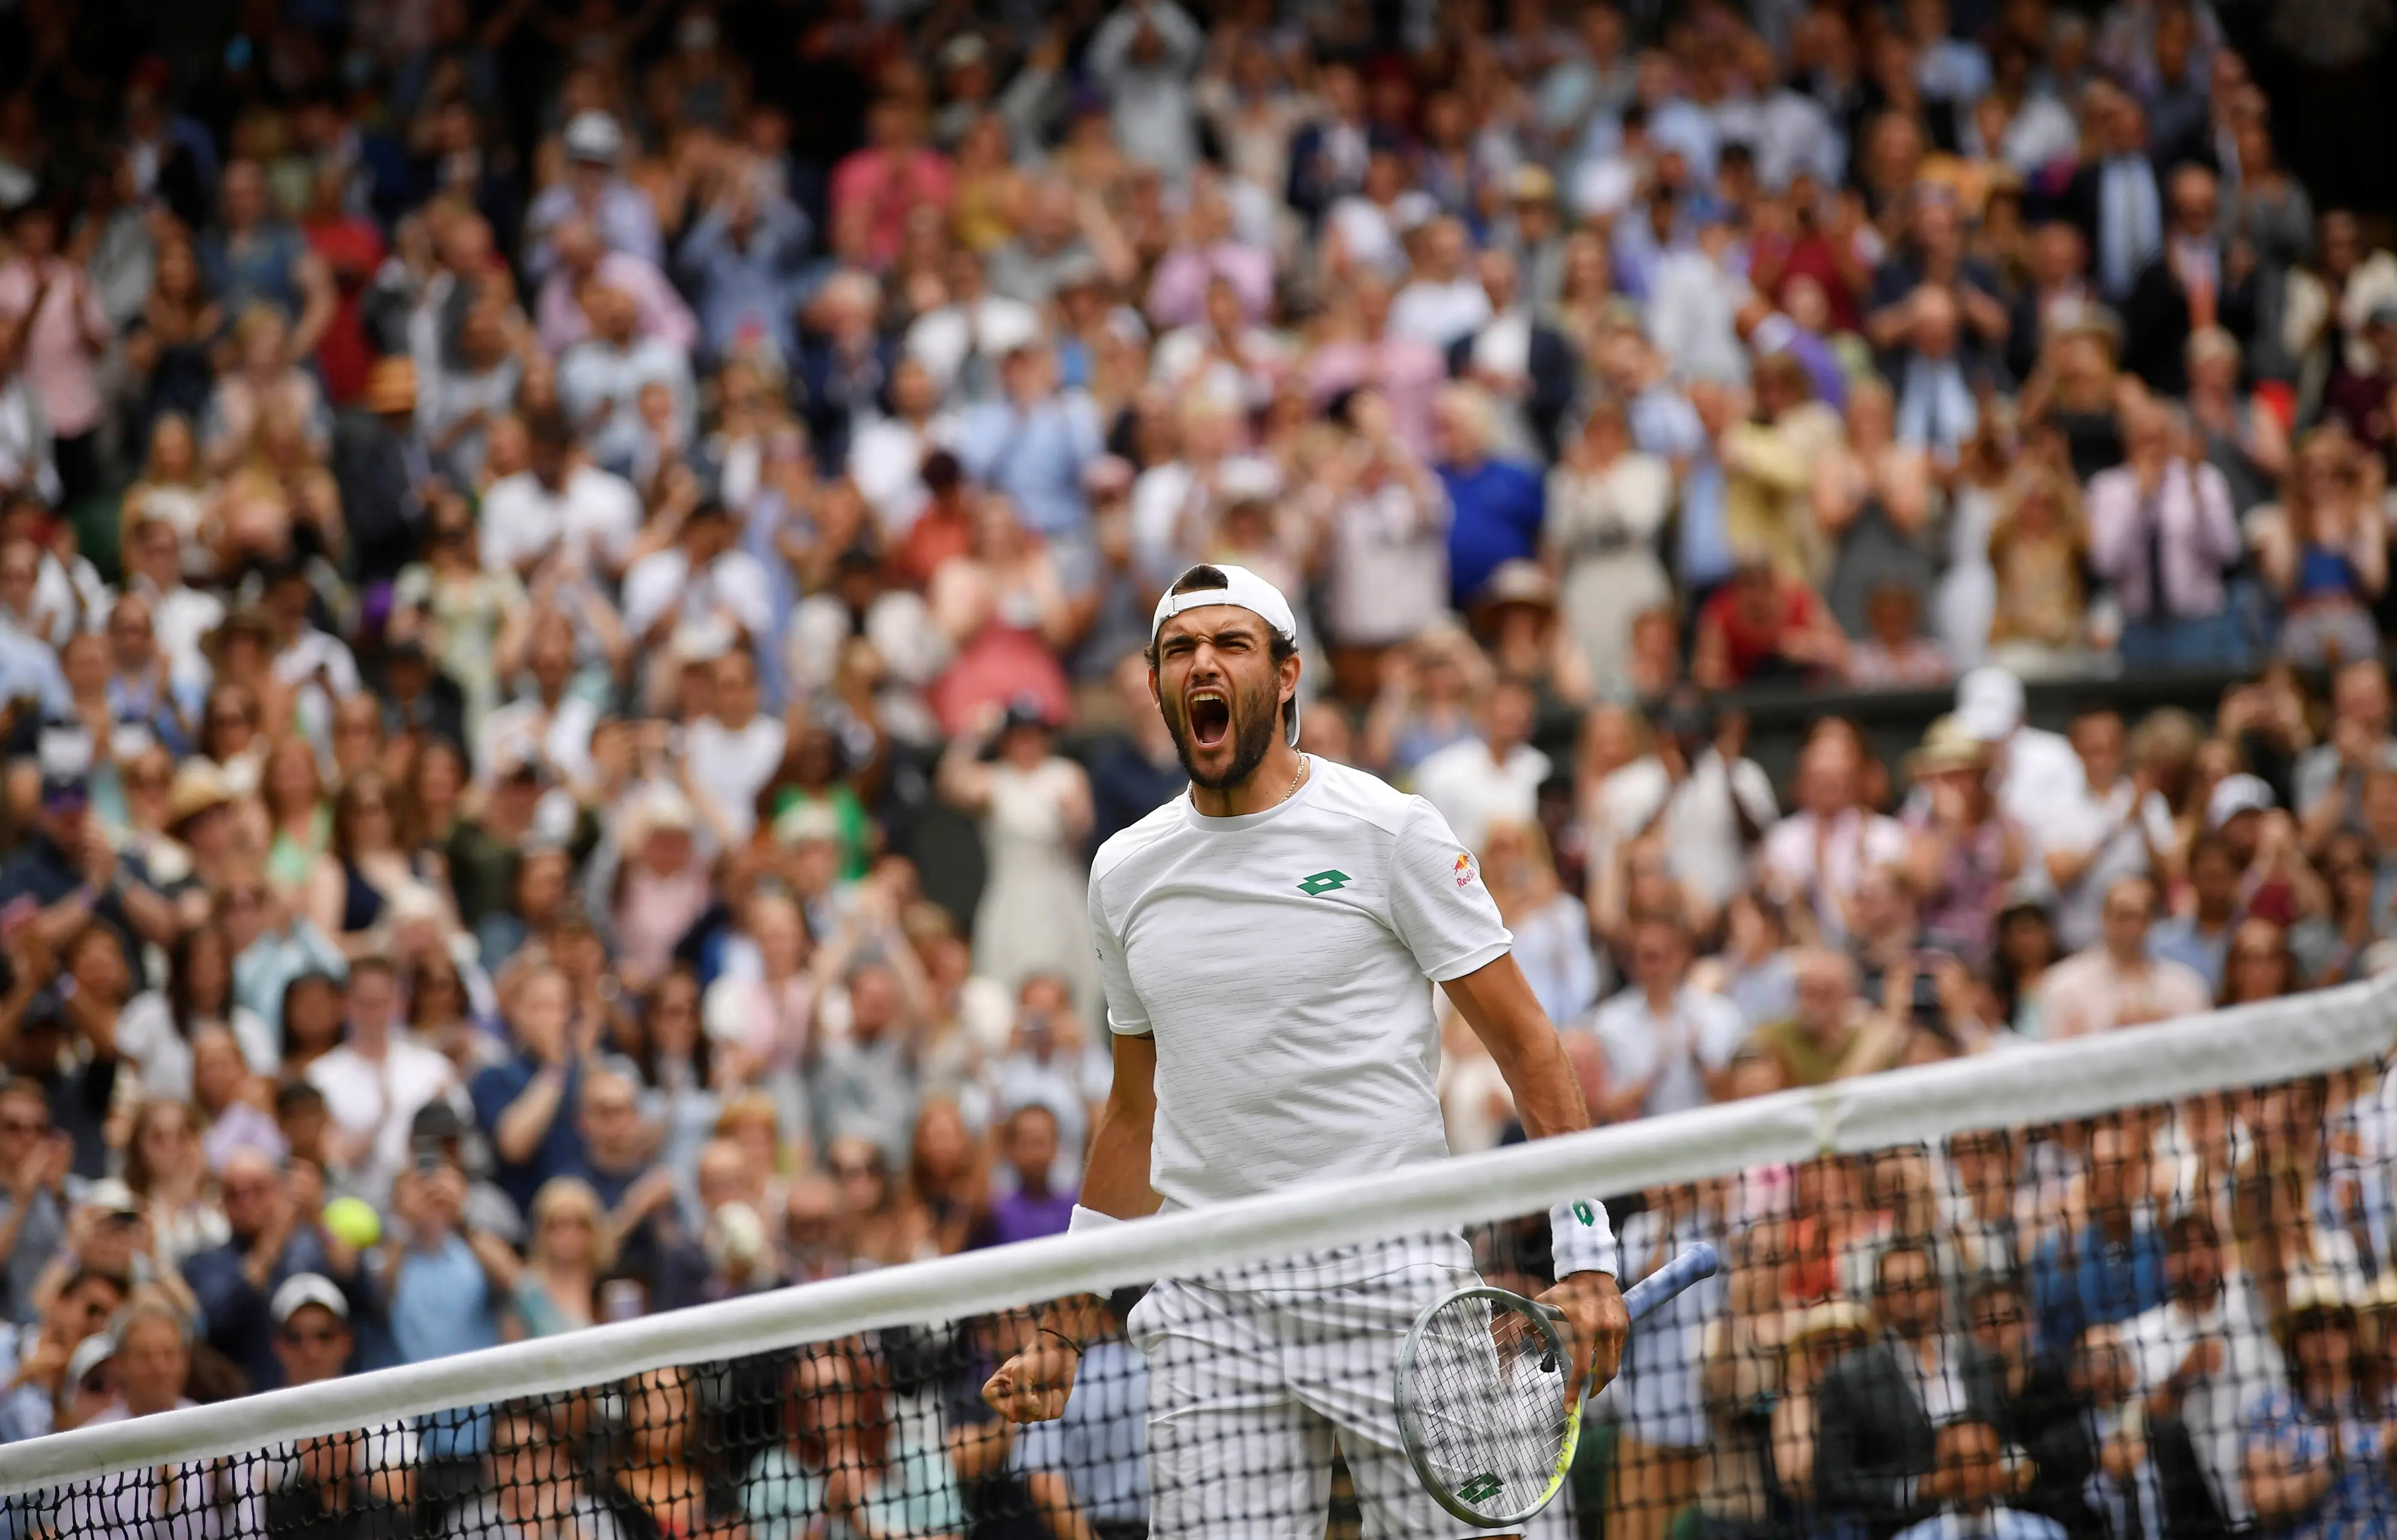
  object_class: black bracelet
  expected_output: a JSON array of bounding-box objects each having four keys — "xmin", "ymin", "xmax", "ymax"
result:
[{"xmin": 1038, "ymin": 1326, "xmax": 1084, "ymax": 1354}]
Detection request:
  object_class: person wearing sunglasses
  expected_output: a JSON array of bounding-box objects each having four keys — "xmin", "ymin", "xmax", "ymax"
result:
[{"xmin": 230, "ymin": 1273, "xmax": 418, "ymax": 1532}]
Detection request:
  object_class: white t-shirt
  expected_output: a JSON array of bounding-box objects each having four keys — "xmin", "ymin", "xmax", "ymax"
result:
[
  {"xmin": 1759, "ymin": 808, "xmax": 1910, "ymax": 941},
  {"xmin": 1586, "ymin": 983, "xmax": 1749, "ymax": 1118},
  {"xmin": 620, "ymin": 547, "xmax": 775, "ymax": 642},
  {"xmin": 1993, "ymin": 726, "xmax": 2085, "ymax": 832},
  {"xmin": 2123, "ymin": 1283, "xmax": 2279, "ymax": 1523},
  {"xmin": 1088, "ymin": 757, "xmax": 1512, "ymax": 1211},
  {"xmin": 478, "ymin": 466, "xmax": 642, "ymax": 576},
  {"xmin": 1595, "ymin": 752, "xmax": 1780, "ymax": 911},
  {"xmin": 683, "ymin": 714, "xmax": 787, "ymax": 841},
  {"xmin": 905, "ymin": 295, "xmax": 1042, "ymax": 397},
  {"xmin": 848, "ymin": 413, "xmax": 956, "ymax": 537},
  {"xmin": 1411, "ymin": 738, "xmax": 1553, "ymax": 856},
  {"xmin": 307, "ymin": 1038, "xmax": 461, "ymax": 1202},
  {"xmin": 474, "ymin": 694, "xmax": 600, "ymax": 789},
  {"xmin": 2043, "ymin": 776, "xmax": 2176, "ymax": 952},
  {"xmin": 1388, "ymin": 276, "xmax": 1492, "ymax": 349}
]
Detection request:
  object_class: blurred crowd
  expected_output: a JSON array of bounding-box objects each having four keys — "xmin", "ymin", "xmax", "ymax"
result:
[{"xmin": 5, "ymin": 0, "xmax": 2397, "ymax": 1531}]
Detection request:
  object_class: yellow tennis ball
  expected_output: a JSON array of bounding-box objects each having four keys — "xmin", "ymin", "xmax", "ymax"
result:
[{"xmin": 322, "ymin": 1197, "xmax": 381, "ymax": 1249}]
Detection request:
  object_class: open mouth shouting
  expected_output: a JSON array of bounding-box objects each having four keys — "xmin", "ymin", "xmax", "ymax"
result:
[{"xmin": 1186, "ymin": 686, "xmax": 1231, "ymax": 750}]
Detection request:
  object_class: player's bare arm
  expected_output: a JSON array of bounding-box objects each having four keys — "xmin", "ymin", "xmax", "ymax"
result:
[
  {"xmin": 983, "ymin": 1031, "xmax": 1160, "ymax": 1423},
  {"xmin": 1444, "ymin": 953, "xmax": 1632, "ymax": 1396}
]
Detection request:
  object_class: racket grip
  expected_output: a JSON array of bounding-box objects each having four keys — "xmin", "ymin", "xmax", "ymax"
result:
[{"xmin": 1622, "ymin": 1242, "xmax": 1720, "ymax": 1322}]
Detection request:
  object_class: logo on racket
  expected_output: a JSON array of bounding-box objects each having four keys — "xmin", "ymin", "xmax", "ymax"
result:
[{"xmin": 1457, "ymin": 1473, "xmax": 1505, "ymax": 1505}]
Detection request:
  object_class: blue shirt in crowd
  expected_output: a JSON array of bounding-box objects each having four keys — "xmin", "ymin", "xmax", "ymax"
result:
[{"xmin": 1438, "ymin": 457, "xmax": 1545, "ymax": 608}]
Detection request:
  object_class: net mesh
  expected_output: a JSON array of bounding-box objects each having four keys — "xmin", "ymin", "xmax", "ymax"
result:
[{"xmin": 3, "ymin": 989, "xmax": 2391, "ymax": 1540}]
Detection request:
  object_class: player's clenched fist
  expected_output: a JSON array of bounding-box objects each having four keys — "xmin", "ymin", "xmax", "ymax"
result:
[
  {"xmin": 982, "ymin": 1334, "xmax": 1082, "ymax": 1423},
  {"xmin": 1538, "ymin": 1270, "xmax": 1630, "ymax": 1407}
]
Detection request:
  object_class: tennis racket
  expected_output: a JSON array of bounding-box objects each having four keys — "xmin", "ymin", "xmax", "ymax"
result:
[{"xmin": 1394, "ymin": 1242, "xmax": 1720, "ymax": 1529}]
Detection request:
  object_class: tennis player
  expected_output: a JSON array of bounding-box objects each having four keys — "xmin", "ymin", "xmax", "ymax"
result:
[{"xmin": 983, "ymin": 563, "xmax": 1629, "ymax": 1538}]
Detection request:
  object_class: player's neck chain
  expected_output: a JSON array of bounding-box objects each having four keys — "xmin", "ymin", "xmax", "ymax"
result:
[{"xmin": 1281, "ymin": 753, "xmax": 1309, "ymax": 805}]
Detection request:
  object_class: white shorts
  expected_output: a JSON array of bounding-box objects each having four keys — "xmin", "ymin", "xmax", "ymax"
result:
[{"xmin": 1126, "ymin": 1235, "xmax": 1573, "ymax": 1540}]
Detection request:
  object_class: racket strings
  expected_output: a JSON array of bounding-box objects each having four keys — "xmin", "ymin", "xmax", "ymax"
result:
[{"xmin": 1403, "ymin": 1299, "xmax": 1572, "ymax": 1510}]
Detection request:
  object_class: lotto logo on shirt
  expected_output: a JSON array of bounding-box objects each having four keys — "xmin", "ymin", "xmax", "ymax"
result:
[{"xmin": 1453, "ymin": 852, "xmax": 1475, "ymax": 889}]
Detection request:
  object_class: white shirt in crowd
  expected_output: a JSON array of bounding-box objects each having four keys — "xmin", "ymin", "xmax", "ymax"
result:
[
  {"xmin": 1411, "ymin": 738, "xmax": 1553, "ymax": 857},
  {"xmin": 1990, "ymin": 724, "xmax": 2085, "ymax": 831},
  {"xmin": 683, "ymin": 712, "xmax": 787, "ymax": 843},
  {"xmin": 905, "ymin": 294, "xmax": 1042, "ymax": 398},
  {"xmin": 620, "ymin": 546, "xmax": 775, "ymax": 645},
  {"xmin": 478, "ymin": 465, "xmax": 643, "ymax": 576},
  {"xmin": 1586, "ymin": 982, "xmax": 1748, "ymax": 1119},
  {"xmin": 1596, "ymin": 751, "xmax": 1780, "ymax": 914},
  {"xmin": 2123, "ymin": 1278, "xmax": 2280, "ymax": 1525},
  {"xmin": 307, "ymin": 1034, "xmax": 462, "ymax": 1204},
  {"xmin": 848, "ymin": 413, "xmax": 957, "ymax": 538},
  {"xmin": 2042, "ymin": 775, "xmax": 2176, "ymax": 953},
  {"xmin": 1387, "ymin": 275, "xmax": 1492, "ymax": 349},
  {"xmin": 475, "ymin": 693, "xmax": 600, "ymax": 790},
  {"xmin": 1088, "ymin": 757, "xmax": 1512, "ymax": 1210},
  {"xmin": 1759, "ymin": 807, "xmax": 1910, "ymax": 941}
]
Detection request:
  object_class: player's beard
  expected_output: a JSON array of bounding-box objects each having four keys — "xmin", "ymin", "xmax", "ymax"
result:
[{"xmin": 1165, "ymin": 670, "xmax": 1281, "ymax": 792}]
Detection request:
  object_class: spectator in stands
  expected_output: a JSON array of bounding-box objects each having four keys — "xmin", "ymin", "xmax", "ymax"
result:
[
  {"xmin": 745, "ymin": 1340, "xmax": 964, "ymax": 1538},
  {"xmin": 2239, "ymin": 1288, "xmax": 2395, "ymax": 1538},
  {"xmin": 1893, "ymin": 1414, "xmax": 2071, "ymax": 1540},
  {"xmin": 2030, "ymin": 1124, "xmax": 2170, "ymax": 1361},
  {"xmin": 0, "ymin": 1079, "xmax": 70, "ymax": 1324},
  {"xmin": 448, "ymin": 1402, "xmax": 630, "ymax": 1540},
  {"xmin": 2045, "ymin": 706, "xmax": 2179, "ymax": 955},
  {"xmin": 182, "ymin": 1148, "xmax": 360, "ymax": 1391},
  {"xmin": 1610, "ymin": 1181, "xmax": 1733, "ymax": 1540},
  {"xmin": 509, "ymin": 1177, "xmax": 613, "ymax": 1339},
  {"xmin": 1587, "ymin": 911, "xmax": 1747, "ymax": 1121},
  {"xmin": 1815, "ymin": 1239, "xmax": 2003, "ymax": 1540},
  {"xmin": 2123, "ymin": 1212, "xmax": 2278, "ymax": 1532},
  {"xmin": 469, "ymin": 965, "xmax": 591, "ymax": 1218},
  {"xmin": 1412, "ymin": 675, "xmax": 1551, "ymax": 857},
  {"xmin": 1762, "ymin": 731, "xmax": 1909, "ymax": 944},
  {"xmin": 58, "ymin": 1301, "xmax": 219, "ymax": 1533},
  {"xmin": 2084, "ymin": 398, "xmax": 2247, "ymax": 669},
  {"xmin": 971, "ymin": 1103, "xmax": 1073, "ymax": 1249},
  {"xmin": 1434, "ymin": 384, "xmax": 1545, "ymax": 610},
  {"xmin": 2043, "ymin": 877, "xmax": 2212, "ymax": 1038},
  {"xmin": 237, "ymin": 1275, "xmax": 410, "ymax": 1530},
  {"xmin": 1747, "ymin": 949, "xmax": 1907, "ymax": 1090}
]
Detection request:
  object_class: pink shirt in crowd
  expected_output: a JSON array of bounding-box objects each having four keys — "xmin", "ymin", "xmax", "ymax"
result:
[
  {"xmin": 0, "ymin": 258, "xmax": 111, "ymax": 438},
  {"xmin": 535, "ymin": 250, "xmax": 701, "ymax": 357}
]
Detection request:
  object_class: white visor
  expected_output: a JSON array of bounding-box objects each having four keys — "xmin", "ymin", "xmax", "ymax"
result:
[{"xmin": 1149, "ymin": 564, "xmax": 1302, "ymax": 747}]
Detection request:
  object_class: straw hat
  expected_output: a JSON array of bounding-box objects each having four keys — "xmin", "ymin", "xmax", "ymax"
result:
[
  {"xmin": 1785, "ymin": 1299, "xmax": 1876, "ymax": 1355},
  {"xmin": 1909, "ymin": 714, "xmax": 1989, "ymax": 778},
  {"xmin": 165, "ymin": 762, "xmax": 233, "ymax": 830}
]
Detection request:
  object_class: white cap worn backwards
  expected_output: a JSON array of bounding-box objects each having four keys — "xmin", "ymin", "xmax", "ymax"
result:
[{"xmin": 1149, "ymin": 564, "xmax": 1302, "ymax": 747}]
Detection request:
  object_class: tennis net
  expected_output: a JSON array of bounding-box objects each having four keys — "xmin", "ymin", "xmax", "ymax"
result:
[{"xmin": 1, "ymin": 977, "xmax": 2390, "ymax": 1539}]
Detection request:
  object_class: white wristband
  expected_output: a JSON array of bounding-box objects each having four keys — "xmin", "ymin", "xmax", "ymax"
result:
[
  {"xmin": 1550, "ymin": 1198, "xmax": 1617, "ymax": 1281},
  {"xmin": 1068, "ymin": 1204, "xmax": 1125, "ymax": 1233}
]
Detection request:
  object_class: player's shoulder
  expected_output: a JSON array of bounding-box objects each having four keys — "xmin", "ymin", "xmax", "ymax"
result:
[
  {"xmin": 1090, "ymin": 796, "xmax": 1191, "ymax": 889},
  {"xmin": 1303, "ymin": 756, "xmax": 1433, "ymax": 837}
]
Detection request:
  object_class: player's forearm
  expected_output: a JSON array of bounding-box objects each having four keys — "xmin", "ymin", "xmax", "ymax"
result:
[
  {"xmin": 1445, "ymin": 955, "xmax": 1591, "ymax": 1139},
  {"xmin": 1076, "ymin": 1086, "xmax": 1162, "ymax": 1221}
]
